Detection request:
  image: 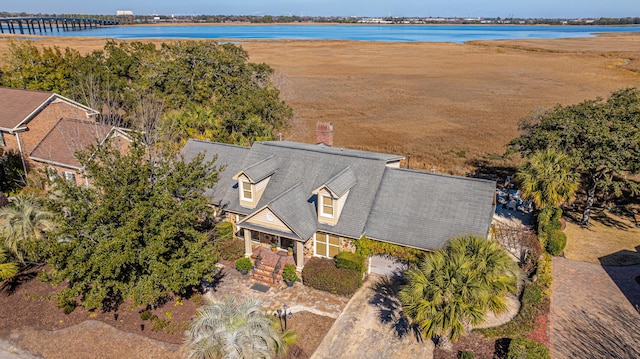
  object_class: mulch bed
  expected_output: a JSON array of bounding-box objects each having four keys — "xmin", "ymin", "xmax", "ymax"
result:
[
  {"xmin": 0, "ymin": 270, "xmax": 335, "ymax": 358},
  {"xmin": 433, "ymin": 332, "xmax": 499, "ymax": 359}
]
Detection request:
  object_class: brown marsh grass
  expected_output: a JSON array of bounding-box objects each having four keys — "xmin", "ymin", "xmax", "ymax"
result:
[{"xmin": 1, "ymin": 32, "xmax": 640, "ymax": 174}]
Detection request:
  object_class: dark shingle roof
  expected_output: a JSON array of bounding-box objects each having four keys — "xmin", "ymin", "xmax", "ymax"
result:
[
  {"xmin": 324, "ymin": 166, "xmax": 357, "ymax": 197},
  {"xmin": 0, "ymin": 87, "xmax": 53, "ymax": 130},
  {"xmin": 181, "ymin": 139, "xmax": 250, "ymax": 205},
  {"xmin": 241, "ymin": 155, "xmax": 278, "ymax": 183},
  {"xmin": 236, "ymin": 141, "xmax": 391, "ymax": 239},
  {"xmin": 29, "ymin": 118, "xmax": 112, "ymax": 169},
  {"xmin": 365, "ymin": 168, "xmax": 496, "ymax": 250},
  {"xmin": 266, "ymin": 183, "xmax": 317, "ymax": 241},
  {"xmin": 181, "ymin": 139, "xmax": 496, "ymax": 251}
]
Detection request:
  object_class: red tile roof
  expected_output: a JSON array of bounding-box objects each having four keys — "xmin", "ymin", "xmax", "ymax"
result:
[
  {"xmin": 0, "ymin": 87, "xmax": 54, "ymax": 130},
  {"xmin": 29, "ymin": 118, "xmax": 113, "ymax": 169}
]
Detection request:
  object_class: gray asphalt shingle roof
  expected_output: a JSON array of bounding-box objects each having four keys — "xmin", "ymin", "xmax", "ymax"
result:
[
  {"xmin": 365, "ymin": 168, "xmax": 496, "ymax": 250},
  {"xmin": 181, "ymin": 139, "xmax": 496, "ymax": 251},
  {"xmin": 266, "ymin": 183, "xmax": 318, "ymax": 241},
  {"xmin": 181, "ymin": 139, "xmax": 249, "ymax": 205},
  {"xmin": 241, "ymin": 155, "xmax": 278, "ymax": 183},
  {"xmin": 324, "ymin": 166, "xmax": 357, "ymax": 197}
]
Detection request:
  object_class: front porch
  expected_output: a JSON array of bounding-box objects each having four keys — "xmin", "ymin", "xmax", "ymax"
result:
[{"xmin": 242, "ymin": 228, "xmax": 306, "ymax": 272}]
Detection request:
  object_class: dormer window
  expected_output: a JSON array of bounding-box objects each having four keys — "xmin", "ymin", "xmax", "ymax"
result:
[
  {"xmin": 241, "ymin": 181, "xmax": 253, "ymax": 201},
  {"xmin": 321, "ymin": 195, "xmax": 334, "ymax": 218}
]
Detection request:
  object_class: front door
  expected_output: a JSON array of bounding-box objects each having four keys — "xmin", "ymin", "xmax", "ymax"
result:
[{"xmin": 280, "ymin": 237, "xmax": 294, "ymax": 251}]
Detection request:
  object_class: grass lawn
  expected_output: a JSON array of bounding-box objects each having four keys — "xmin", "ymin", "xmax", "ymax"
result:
[{"xmin": 563, "ymin": 207, "xmax": 640, "ymax": 266}]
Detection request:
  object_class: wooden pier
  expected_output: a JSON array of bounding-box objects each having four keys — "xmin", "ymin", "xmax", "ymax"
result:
[{"xmin": 0, "ymin": 17, "xmax": 119, "ymax": 35}]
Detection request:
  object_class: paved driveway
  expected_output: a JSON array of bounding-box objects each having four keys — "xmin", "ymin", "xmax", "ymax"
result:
[
  {"xmin": 312, "ymin": 275, "xmax": 433, "ymax": 359},
  {"xmin": 550, "ymin": 258, "xmax": 640, "ymax": 359}
]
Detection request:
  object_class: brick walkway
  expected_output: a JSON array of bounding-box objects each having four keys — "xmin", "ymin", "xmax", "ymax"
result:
[
  {"xmin": 549, "ymin": 257, "xmax": 640, "ymax": 359},
  {"xmin": 205, "ymin": 261, "xmax": 350, "ymax": 318}
]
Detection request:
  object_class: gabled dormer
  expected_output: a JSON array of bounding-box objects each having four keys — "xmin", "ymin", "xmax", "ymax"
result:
[
  {"xmin": 232, "ymin": 155, "xmax": 278, "ymax": 209},
  {"xmin": 313, "ymin": 166, "xmax": 357, "ymax": 226}
]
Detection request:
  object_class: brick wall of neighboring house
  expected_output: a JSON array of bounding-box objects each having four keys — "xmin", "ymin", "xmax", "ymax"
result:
[
  {"xmin": 0, "ymin": 132, "xmax": 20, "ymax": 153},
  {"xmin": 35, "ymin": 162, "xmax": 86, "ymax": 188}
]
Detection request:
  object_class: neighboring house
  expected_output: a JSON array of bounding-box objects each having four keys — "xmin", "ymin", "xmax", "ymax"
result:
[
  {"xmin": 30, "ymin": 118, "xmax": 131, "ymax": 186},
  {"xmin": 181, "ymin": 126, "xmax": 496, "ymax": 274},
  {"xmin": 0, "ymin": 87, "xmax": 128, "ymax": 186}
]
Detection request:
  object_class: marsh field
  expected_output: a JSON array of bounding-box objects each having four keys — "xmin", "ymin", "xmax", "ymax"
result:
[{"xmin": 1, "ymin": 31, "xmax": 639, "ymax": 174}]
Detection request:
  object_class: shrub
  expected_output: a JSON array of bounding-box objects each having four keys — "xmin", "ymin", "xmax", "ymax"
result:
[
  {"xmin": 216, "ymin": 239, "xmax": 245, "ymax": 261},
  {"xmin": 336, "ymin": 251, "xmax": 366, "ymax": 273},
  {"xmin": 535, "ymin": 254, "xmax": 553, "ymax": 295},
  {"xmin": 545, "ymin": 230, "xmax": 567, "ymax": 256},
  {"xmin": 214, "ymin": 221, "xmax": 234, "ymax": 242},
  {"xmin": 507, "ymin": 338, "xmax": 550, "ymax": 359},
  {"xmin": 354, "ymin": 236, "xmax": 424, "ymax": 263},
  {"xmin": 302, "ymin": 257, "xmax": 361, "ymax": 296},
  {"xmin": 235, "ymin": 257, "xmax": 253, "ymax": 272},
  {"xmin": 521, "ymin": 281, "xmax": 544, "ymax": 306},
  {"xmin": 140, "ymin": 310, "xmax": 152, "ymax": 321},
  {"xmin": 282, "ymin": 264, "xmax": 299, "ymax": 282},
  {"xmin": 56, "ymin": 297, "xmax": 77, "ymax": 314},
  {"xmin": 459, "ymin": 351, "xmax": 474, "ymax": 359}
]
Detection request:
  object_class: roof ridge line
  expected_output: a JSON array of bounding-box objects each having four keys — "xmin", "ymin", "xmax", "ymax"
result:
[
  {"xmin": 258, "ymin": 141, "xmax": 404, "ymax": 161},
  {"xmin": 386, "ymin": 166, "xmax": 496, "ymax": 184}
]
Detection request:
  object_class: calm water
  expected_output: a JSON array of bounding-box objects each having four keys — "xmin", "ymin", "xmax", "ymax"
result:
[{"xmin": 41, "ymin": 24, "xmax": 640, "ymax": 43}]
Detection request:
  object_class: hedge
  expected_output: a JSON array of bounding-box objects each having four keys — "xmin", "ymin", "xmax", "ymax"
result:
[
  {"xmin": 336, "ymin": 251, "xmax": 366, "ymax": 273},
  {"xmin": 302, "ymin": 257, "xmax": 361, "ymax": 296},
  {"xmin": 507, "ymin": 338, "xmax": 550, "ymax": 359},
  {"xmin": 545, "ymin": 230, "xmax": 567, "ymax": 256},
  {"xmin": 354, "ymin": 236, "xmax": 424, "ymax": 263}
]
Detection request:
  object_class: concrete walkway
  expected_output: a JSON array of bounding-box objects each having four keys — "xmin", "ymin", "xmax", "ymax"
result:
[
  {"xmin": 0, "ymin": 340, "xmax": 40, "ymax": 359},
  {"xmin": 312, "ymin": 275, "xmax": 434, "ymax": 359},
  {"xmin": 549, "ymin": 257, "xmax": 640, "ymax": 359}
]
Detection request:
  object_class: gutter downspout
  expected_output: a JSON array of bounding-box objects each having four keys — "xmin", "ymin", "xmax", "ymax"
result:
[{"xmin": 15, "ymin": 132, "xmax": 28, "ymax": 182}]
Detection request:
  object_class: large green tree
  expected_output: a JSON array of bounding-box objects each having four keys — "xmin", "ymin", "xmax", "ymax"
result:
[
  {"xmin": 398, "ymin": 235, "xmax": 519, "ymax": 346},
  {"xmin": 509, "ymin": 88, "xmax": 640, "ymax": 225},
  {"xmin": 516, "ymin": 147, "xmax": 580, "ymax": 210},
  {"xmin": 186, "ymin": 297, "xmax": 294, "ymax": 359},
  {"xmin": 45, "ymin": 140, "xmax": 219, "ymax": 310},
  {"xmin": 0, "ymin": 40, "xmax": 292, "ymax": 146}
]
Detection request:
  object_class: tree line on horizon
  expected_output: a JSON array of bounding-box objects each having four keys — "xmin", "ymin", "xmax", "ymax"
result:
[{"xmin": 2, "ymin": 12, "xmax": 639, "ymax": 26}]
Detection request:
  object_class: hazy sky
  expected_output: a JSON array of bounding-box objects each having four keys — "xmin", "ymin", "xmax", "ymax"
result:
[{"xmin": 3, "ymin": 1, "xmax": 639, "ymax": 18}]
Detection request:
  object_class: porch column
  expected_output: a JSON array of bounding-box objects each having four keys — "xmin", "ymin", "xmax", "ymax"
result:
[
  {"xmin": 295, "ymin": 240, "xmax": 304, "ymax": 272},
  {"xmin": 243, "ymin": 229, "xmax": 252, "ymax": 258}
]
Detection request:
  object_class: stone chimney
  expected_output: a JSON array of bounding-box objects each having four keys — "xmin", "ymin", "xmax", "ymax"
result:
[{"xmin": 315, "ymin": 121, "xmax": 333, "ymax": 147}]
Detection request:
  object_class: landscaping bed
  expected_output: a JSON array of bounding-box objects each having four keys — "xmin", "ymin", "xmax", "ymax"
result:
[{"xmin": 1, "ymin": 271, "xmax": 335, "ymax": 358}]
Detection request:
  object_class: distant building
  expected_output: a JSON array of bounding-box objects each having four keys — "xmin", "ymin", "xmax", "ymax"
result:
[{"xmin": 116, "ymin": 10, "xmax": 134, "ymax": 16}]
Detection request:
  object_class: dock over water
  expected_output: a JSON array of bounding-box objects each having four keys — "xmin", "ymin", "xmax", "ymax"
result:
[{"xmin": 0, "ymin": 17, "xmax": 119, "ymax": 35}]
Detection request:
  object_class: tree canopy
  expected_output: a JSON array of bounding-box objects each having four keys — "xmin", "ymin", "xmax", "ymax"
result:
[
  {"xmin": 509, "ymin": 88, "xmax": 640, "ymax": 225},
  {"xmin": 43, "ymin": 140, "xmax": 220, "ymax": 311},
  {"xmin": 0, "ymin": 40, "xmax": 292, "ymax": 148},
  {"xmin": 399, "ymin": 235, "xmax": 519, "ymax": 344},
  {"xmin": 516, "ymin": 148, "xmax": 580, "ymax": 210},
  {"xmin": 186, "ymin": 297, "xmax": 294, "ymax": 359}
]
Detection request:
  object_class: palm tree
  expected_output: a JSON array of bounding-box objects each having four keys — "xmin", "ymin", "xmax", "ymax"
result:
[
  {"xmin": 0, "ymin": 246, "xmax": 18, "ymax": 281},
  {"xmin": 186, "ymin": 296, "xmax": 295, "ymax": 359},
  {"xmin": 398, "ymin": 235, "xmax": 518, "ymax": 346},
  {"xmin": 0, "ymin": 196, "xmax": 56, "ymax": 263},
  {"xmin": 516, "ymin": 148, "xmax": 580, "ymax": 210}
]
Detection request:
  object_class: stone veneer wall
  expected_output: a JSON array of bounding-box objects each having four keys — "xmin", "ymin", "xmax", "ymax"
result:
[{"xmin": 303, "ymin": 235, "xmax": 357, "ymax": 257}]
